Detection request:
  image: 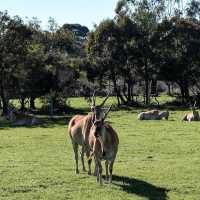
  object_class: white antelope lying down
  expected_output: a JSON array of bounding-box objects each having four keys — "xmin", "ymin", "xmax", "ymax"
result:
[
  {"xmin": 138, "ymin": 110, "xmax": 169, "ymax": 120},
  {"xmin": 88, "ymin": 106, "xmax": 119, "ymax": 185}
]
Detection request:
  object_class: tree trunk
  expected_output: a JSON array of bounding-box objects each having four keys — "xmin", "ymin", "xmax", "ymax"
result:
[
  {"xmin": 112, "ymin": 77, "xmax": 126, "ymax": 105},
  {"xmin": 166, "ymin": 82, "xmax": 172, "ymax": 96},
  {"xmin": 145, "ymin": 79, "xmax": 150, "ymax": 105},
  {"xmin": 116, "ymin": 95, "xmax": 120, "ymax": 106},
  {"xmin": 144, "ymin": 61, "xmax": 150, "ymax": 105},
  {"xmin": 127, "ymin": 80, "xmax": 131, "ymax": 102},
  {"xmin": 184, "ymin": 81, "xmax": 189, "ymax": 101},
  {"xmin": 20, "ymin": 97, "xmax": 25, "ymax": 111},
  {"xmin": 178, "ymin": 80, "xmax": 189, "ymax": 104},
  {"xmin": 0, "ymin": 84, "xmax": 8, "ymax": 116},
  {"xmin": 30, "ymin": 97, "xmax": 35, "ymax": 109}
]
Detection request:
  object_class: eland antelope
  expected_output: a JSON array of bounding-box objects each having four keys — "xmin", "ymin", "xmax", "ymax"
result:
[
  {"xmin": 182, "ymin": 102, "xmax": 200, "ymax": 122},
  {"xmin": 138, "ymin": 110, "xmax": 159, "ymax": 120},
  {"xmin": 68, "ymin": 91, "xmax": 110, "ymax": 174},
  {"xmin": 158, "ymin": 111, "xmax": 169, "ymax": 120},
  {"xmin": 138, "ymin": 110, "xmax": 169, "ymax": 120},
  {"xmin": 88, "ymin": 105, "xmax": 119, "ymax": 185}
]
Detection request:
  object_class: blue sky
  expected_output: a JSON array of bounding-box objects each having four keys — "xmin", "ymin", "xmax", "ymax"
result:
[{"xmin": 0, "ymin": 0, "xmax": 118, "ymax": 30}]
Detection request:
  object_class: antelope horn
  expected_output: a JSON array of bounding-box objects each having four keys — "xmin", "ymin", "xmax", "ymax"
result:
[
  {"xmin": 100, "ymin": 92, "xmax": 110, "ymax": 107},
  {"xmin": 194, "ymin": 100, "xmax": 197, "ymax": 108},
  {"xmin": 92, "ymin": 90, "xmax": 97, "ymax": 106},
  {"xmin": 103, "ymin": 105, "xmax": 112, "ymax": 120}
]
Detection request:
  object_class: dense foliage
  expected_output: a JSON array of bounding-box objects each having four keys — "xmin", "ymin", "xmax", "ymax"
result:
[{"xmin": 1, "ymin": 0, "xmax": 200, "ymax": 115}]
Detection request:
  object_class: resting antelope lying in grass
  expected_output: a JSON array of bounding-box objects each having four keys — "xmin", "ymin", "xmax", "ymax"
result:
[
  {"xmin": 182, "ymin": 102, "xmax": 200, "ymax": 122},
  {"xmin": 138, "ymin": 110, "xmax": 169, "ymax": 120},
  {"xmin": 138, "ymin": 110, "xmax": 159, "ymax": 120},
  {"xmin": 158, "ymin": 111, "xmax": 169, "ymax": 120},
  {"xmin": 68, "ymin": 91, "xmax": 110, "ymax": 174},
  {"xmin": 88, "ymin": 106, "xmax": 119, "ymax": 185}
]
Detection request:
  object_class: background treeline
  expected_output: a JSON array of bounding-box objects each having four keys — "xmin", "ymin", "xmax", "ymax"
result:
[{"xmin": 1, "ymin": 0, "xmax": 200, "ymax": 116}]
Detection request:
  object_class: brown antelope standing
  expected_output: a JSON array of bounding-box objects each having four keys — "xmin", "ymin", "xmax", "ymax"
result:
[
  {"xmin": 182, "ymin": 102, "xmax": 200, "ymax": 122},
  {"xmin": 68, "ymin": 91, "xmax": 110, "ymax": 174},
  {"xmin": 88, "ymin": 106, "xmax": 119, "ymax": 185}
]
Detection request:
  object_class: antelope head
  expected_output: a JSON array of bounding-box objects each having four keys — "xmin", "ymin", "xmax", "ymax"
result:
[
  {"xmin": 190, "ymin": 100, "xmax": 197, "ymax": 113},
  {"xmin": 89, "ymin": 90, "xmax": 110, "ymax": 121},
  {"xmin": 192, "ymin": 101, "xmax": 199, "ymax": 118},
  {"xmin": 90, "ymin": 105, "xmax": 112, "ymax": 155}
]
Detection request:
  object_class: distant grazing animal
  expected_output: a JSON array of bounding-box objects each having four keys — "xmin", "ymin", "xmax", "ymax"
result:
[
  {"xmin": 138, "ymin": 110, "xmax": 159, "ymax": 120},
  {"xmin": 182, "ymin": 102, "xmax": 199, "ymax": 122},
  {"xmin": 88, "ymin": 105, "xmax": 119, "ymax": 185},
  {"xmin": 158, "ymin": 111, "xmax": 169, "ymax": 120},
  {"xmin": 68, "ymin": 91, "xmax": 110, "ymax": 174}
]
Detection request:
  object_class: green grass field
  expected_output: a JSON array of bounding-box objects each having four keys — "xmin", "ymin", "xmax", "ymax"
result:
[{"xmin": 1, "ymin": 97, "xmax": 200, "ymax": 200}]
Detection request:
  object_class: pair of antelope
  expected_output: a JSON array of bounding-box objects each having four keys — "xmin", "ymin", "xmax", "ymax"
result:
[{"xmin": 68, "ymin": 93, "xmax": 119, "ymax": 185}]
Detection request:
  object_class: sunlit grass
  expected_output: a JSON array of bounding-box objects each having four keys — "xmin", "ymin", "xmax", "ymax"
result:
[{"xmin": 1, "ymin": 97, "xmax": 200, "ymax": 199}]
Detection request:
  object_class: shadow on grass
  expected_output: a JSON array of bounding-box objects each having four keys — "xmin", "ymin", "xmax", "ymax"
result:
[
  {"xmin": 112, "ymin": 175, "xmax": 169, "ymax": 200},
  {"xmin": 0, "ymin": 107, "xmax": 89, "ymax": 129}
]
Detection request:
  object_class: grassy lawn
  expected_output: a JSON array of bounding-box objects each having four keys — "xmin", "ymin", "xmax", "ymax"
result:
[{"xmin": 1, "ymin": 97, "xmax": 200, "ymax": 200}]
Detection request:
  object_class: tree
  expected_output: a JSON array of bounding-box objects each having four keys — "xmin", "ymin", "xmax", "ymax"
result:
[
  {"xmin": 115, "ymin": 0, "xmax": 164, "ymax": 104},
  {"xmin": 153, "ymin": 17, "xmax": 200, "ymax": 102},
  {"xmin": 62, "ymin": 23, "xmax": 89, "ymax": 57},
  {"xmin": 187, "ymin": 0, "xmax": 200, "ymax": 20},
  {"xmin": 0, "ymin": 12, "xmax": 32, "ymax": 115},
  {"xmin": 86, "ymin": 19, "xmax": 128, "ymax": 105}
]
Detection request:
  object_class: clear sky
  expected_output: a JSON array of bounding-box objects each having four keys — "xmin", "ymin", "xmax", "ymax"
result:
[{"xmin": 0, "ymin": 0, "xmax": 118, "ymax": 30}]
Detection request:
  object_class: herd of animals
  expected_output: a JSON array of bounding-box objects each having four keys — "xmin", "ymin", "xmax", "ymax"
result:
[
  {"xmin": 68, "ymin": 93, "xmax": 200, "ymax": 185},
  {"xmin": 138, "ymin": 102, "xmax": 200, "ymax": 122}
]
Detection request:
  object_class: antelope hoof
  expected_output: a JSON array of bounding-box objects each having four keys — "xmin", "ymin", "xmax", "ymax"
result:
[{"xmin": 76, "ymin": 169, "xmax": 79, "ymax": 174}]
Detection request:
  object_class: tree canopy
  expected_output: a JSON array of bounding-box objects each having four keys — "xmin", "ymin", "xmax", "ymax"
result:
[{"xmin": 1, "ymin": 0, "xmax": 200, "ymax": 115}]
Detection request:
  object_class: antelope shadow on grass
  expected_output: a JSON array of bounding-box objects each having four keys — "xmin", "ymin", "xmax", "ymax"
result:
[{"xmin": 112, "ymin": 175, "xmax": 169, "ymax": 200}]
